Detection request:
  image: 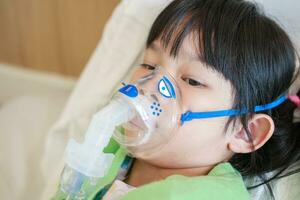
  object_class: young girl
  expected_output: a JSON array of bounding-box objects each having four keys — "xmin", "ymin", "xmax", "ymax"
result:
[{"xmin": 53, "ymin": 0, "xmax": 300, "ymax": 199}]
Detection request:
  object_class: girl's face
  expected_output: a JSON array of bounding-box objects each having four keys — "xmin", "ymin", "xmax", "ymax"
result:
[{"xmin": 130, "ymin": 35, "xmax": 236, "ymax": 169}]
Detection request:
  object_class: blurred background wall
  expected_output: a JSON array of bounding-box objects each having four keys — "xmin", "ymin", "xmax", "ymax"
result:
[
  {"xmin": 0, "ymin": 0, "xmax": 119, "ymax": 77},
  {"xmin": 0, "ymin": 0, "xmax": 299, "ymax": 78}
]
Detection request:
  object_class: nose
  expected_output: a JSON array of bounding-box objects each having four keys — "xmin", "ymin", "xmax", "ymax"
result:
[{"xmin": 138, "ymin": 75, "xmax": 177, "ymax": 112}]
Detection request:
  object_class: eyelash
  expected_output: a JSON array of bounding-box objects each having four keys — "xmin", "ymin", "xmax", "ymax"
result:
[
  {"xmin": 141, "ymin": 63, "xmax": 157, "ymax": 70},
  {"xmin": 181, "ymin": 77, "xmax": 203, "ymax": 87},
  {"xmin": 141, "ymin": 63, "xmax": 205, "ymax": 87}
]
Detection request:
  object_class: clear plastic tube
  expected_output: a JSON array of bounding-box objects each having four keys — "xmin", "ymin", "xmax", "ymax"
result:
[{"xmin": 58, "ymin": 95, "xmax": 135, "ymax": 198}]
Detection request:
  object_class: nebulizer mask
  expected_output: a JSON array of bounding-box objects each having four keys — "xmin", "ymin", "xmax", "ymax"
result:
[
  {"xmin": 58, "ymin": 65, "xmax": 183, "ymax": 198},
  {"xmin": 57, "ymin": 64, "xmax": 288, "ymax": 199},
  {"xmin": 113, "ymin": 65, "xmax": 182, "ymax": 155}
]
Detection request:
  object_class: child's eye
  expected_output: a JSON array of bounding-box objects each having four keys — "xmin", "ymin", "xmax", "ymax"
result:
[
  {"xmin": 141, "ymin": 63, "xmax": 157, "ymax": 70},
  {"xmin": 182, "ymin": 77, "xmax": 204, "ymax": 87}
]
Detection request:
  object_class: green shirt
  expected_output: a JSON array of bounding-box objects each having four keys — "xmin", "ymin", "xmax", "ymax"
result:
[
  {"xmin": 119, "ymin": 162, "xmax": 250, "ymax": 200},
  {"xmin": 52, "ymin": 139, "xmax": 250, "ymax": 200}
]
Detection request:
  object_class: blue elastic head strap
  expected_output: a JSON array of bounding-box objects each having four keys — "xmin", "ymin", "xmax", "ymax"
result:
[{"xmin": 180, "ymin": 95, "xmax": 287, "ymax": 125}]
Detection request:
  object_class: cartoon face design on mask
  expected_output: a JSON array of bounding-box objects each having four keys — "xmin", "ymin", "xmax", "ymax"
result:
[{"xmin": 113, "ymin": 66, "xmax": 182, "ymax": 155}]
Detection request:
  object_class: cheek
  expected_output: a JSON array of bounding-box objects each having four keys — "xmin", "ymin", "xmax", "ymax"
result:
[
  {"xmin": 140, "ymin": 118, "xmax": 230, "ymax": 168},
  {"xmin": 130, "ymin": 69, "xmax": 144, "ymax": 82},
  {"xmin": 173, "ymin": 119, "xmax": 228, "ymax": 157}
]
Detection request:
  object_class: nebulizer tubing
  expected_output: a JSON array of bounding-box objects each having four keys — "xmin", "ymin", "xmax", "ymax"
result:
[
  {"xmin": 57, "ymin": 66, "xmax": 181, "ymax": 199},
  {"xmin": 59, "ymin": 95, "xmax": 135, "ymax": 198}
]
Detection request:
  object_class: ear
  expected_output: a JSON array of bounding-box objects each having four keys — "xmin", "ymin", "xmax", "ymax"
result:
[{"xmin": 228, "ymin": 114, "xmax": 275, "ymax": 153}]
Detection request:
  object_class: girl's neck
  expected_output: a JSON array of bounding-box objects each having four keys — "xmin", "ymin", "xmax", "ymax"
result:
[{"xmin": 124, "ymin": 158, "xmax": 214, "ymax": 187}]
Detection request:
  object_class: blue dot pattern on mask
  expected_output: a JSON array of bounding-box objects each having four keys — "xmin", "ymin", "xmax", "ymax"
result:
[{"xmin": 151, "ymin": 102, "xmax": 163, "ymax": 116}]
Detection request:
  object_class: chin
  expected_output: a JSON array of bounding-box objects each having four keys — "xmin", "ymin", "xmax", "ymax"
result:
[{"xmin": 127, "ymin": 147, "xmax": 180, "ymax": 168}]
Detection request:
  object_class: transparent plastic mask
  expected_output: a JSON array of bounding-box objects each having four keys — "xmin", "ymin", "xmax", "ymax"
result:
[{"xmin": 113, "ymin": 65, "xmax": 182, "ymax": 155}]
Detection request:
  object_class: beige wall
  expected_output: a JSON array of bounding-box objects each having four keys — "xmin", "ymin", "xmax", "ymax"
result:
[{"xmin": 0, "ymin": 0, "xmax": 119, "ymax": 77}]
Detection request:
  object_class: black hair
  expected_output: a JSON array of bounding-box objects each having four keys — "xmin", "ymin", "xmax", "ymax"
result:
[{"xmin": 146, "ymin": 0, "xmax": 300, "ymax": 199}]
